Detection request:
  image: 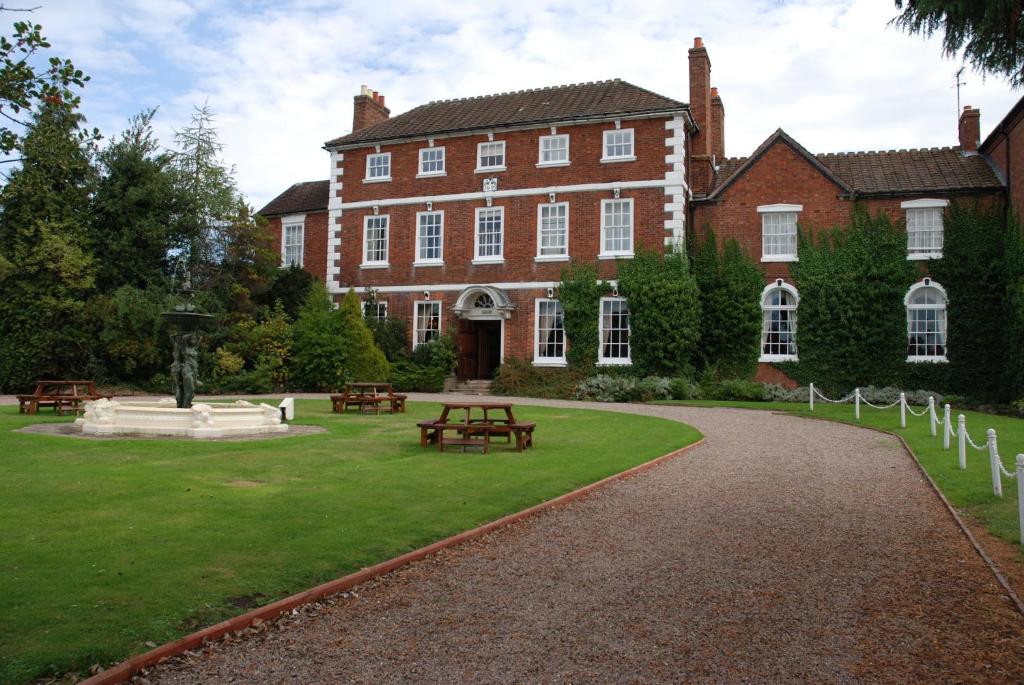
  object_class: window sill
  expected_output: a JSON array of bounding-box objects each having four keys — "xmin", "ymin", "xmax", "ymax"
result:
[
  {"xmin": 535, "ymin": 255, "xmax": 570, "ymax": 262},
  {"xmin": 598, "ymin": 252, "xmax": 634, "ymax": 260},
  {"xmin": 761, "ymin": 255, "xmax": 798, "ymax": 263},
  {"xmin": 600, "ymin": 156, "xmax": 636, "ymax": 164},
  {"xmin": 362, "ymin": 177, "xmax": 392, "ymax": 184},
  {"xmin": 472, "ymin": 258, "xmax": 505, "ymax": 265},
  {"xmin": 907, "ymin": 253, "xmax": 942, "ymax": 261},
  {"xmin": 759, "ymin": 354, "xmax": 798, "ymax": 363},
  {"xmin": 907, "ymin": 355, "xmax": 948, "ymax": 364},
  {"xmin": 532, "ymin": 359, "xmax": 567, "ymax": 368},
  {"xmin": 597, "ymin": 359, "xmax": 632, "ymax": 366},
  {"xmin": 536, "ymin": 160, "xmax": 570, "ymax": 168},
  {"xmin": 416, "ymin": 172, "xmax": 446, "ymax": 179},
  {"xmin": 360, "ymin": 263, "xmax": 389, "ymax": 269},
  {"xmin": 413, "ymin": 260, "xmax": 444, "ymax": 267},
  {"xmin": 474, "ymin": 166, "xmax": 506, "ymax": 174}
]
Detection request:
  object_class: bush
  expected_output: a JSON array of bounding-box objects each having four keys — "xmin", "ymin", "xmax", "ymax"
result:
[
  {"xmin": 669, "ymin": 376, "xmax": 698, "ymax": 400},
  {"xmin": 261, "ymin": 265, "xmax": 315, "ymax": 318},
  {"xmin": 388, "ymin": 359, "xmax": 446, "ymax": 392},
  {"xmin": 338, "ymin": 289, "xmax": 388, "ymax": 381},
  {"xmin": 698, "ymin": 378, "xmax": 767, "ymax": 402},
  {"xmin": 573, "ymin": 375, "xmax": 672, "ymax": 402},
  {"xmin": 492, "ymin": 357, "xmax": 584, "ymax": 399},
  {"xmin": 290, "ymin": 282, "xmax": 346, "ymax": 391},
  {"xmin": 410, "ymin": 332, "xmax": 457, "ymax": 375},
  {"xmin": 763, "ymin": 383, "xmax": 809, "ymax": 403}
]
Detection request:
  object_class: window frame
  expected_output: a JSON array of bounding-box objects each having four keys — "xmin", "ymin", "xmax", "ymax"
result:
[
  {"xmin": 281, "ymin": 214, "xmax": 305, "ymax": 268},
  {"xmin": 601, "ymin": 128, "xmax": 635, "ymax": 162},
  {"xmin": 361, "ymin": 214, "xmax": 390, "ymax": 267},
  {"xmin": 362, "ymin": 300, "xmax": 388, "ymax": 321},
  {"xmin": 475, "ymin": 140, "xmax": 506, "ymax": 172},
  {"xmin": 597, "ymin": 296, "xmax": 631, "ymax": 365},
  {"xmin": 537, "ymin": 134, "xmax": 570, "ymax": 167},
  {"xmin": 758, "ymin": 204, "xmax": 802, "ymax": 262},
  {"xmin": 417, "ymin": 146, "xmax": 446, "ymax": 177},
  {"xmin": 413, "ymin": 300, "xmax": 441, "ymax": 349},
  {"xmin": 473, "ymin": 206, "xmax": 505, "ymax": 264},
  {"xmin": 905, "ymin": 279, "xmax": 949, "ymax": 363},
  {"xmin": 536, "ymin": 201, "xmax": 569, "ymax": 261},
  {"xmin": 533, "ymin": 298, "xmax": 567, "ymax": 366},
  {"xmin": 599, "ymin": 198, "xmax": 634, "ymax": 259},
  {"xmin": 902, "ymin": 198, "xmax": 948, "ymax": 260},
  {"xmin": 364, "ymin": 152, "xmax": 391, "ymax": 182},
  {"xmin": 413, "ymin": 210, "xmax": 445, "ymax": 266},
  {"xmin": 758, "ymin": 281, "xmax": 799, "ymax": 362}
]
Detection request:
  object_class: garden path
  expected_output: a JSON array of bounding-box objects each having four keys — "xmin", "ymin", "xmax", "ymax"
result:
[{"xmin": 139, "ymin": 398, "xmax": 1024, "ymax": 682}]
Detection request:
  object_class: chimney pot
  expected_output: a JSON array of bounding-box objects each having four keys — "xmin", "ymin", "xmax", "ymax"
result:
[
  {"xmin": 352, "ymin": 85, "xmax": 391, "ymax": 133},
  {"xmin": 378, "ymin": 94, "xmax": 386, "ymax": 108},
  {"xmin": 711, "ymin": 86, "xmax": 719, "ymax": 98},
  {"xmin": 694, "ymin": 37, "xmax": 703, "ymax": 48}
]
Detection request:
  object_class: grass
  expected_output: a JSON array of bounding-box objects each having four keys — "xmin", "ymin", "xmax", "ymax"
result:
[
  {"xmin": 663, "ymin": 399, "xmax": 1024, "ymax": 549},
  {"xmin": 0, "ymin": 399, "xmax": 699, "ymax": 684}
]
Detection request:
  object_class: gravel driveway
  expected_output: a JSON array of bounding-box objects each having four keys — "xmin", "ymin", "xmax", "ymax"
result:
[{"xmin": 140, "ymin": 398, "xmax": 1024, "ymax": 683}]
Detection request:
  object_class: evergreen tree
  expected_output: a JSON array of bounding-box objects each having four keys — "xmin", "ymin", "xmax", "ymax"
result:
[
  {"xmin": 339, "ymin": 288, "xmax": 389, "ymax": 381},
  {"xmin": 0, "ymin": 103, "xmax": 97, "ymax": 390},
  {"xmin": 892, "ymin": 1, "xmax": 1024, "ymax": 87},
  {"xmin": 290, "ymin": 281, "xmax": 345, "ymax": 391},
  {"xmin": 90, "ymin": 109, "xmax": 176, "ymax": 290},
  {"xmin": 261, "ymin": 265, "xmax": 316, "ymax": 318}
]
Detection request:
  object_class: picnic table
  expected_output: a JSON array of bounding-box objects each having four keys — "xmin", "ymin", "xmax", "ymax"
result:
[
  {"xmin": 417, "ymin": 402, "xmax": 535, "ymax": 453},
  {"xmin": 330, "ymin": 382, "xmax": 406, "ymax": 415},
  {"xmin": 17, "ymin": 380, "xmax": 111, "ymax": 415}
]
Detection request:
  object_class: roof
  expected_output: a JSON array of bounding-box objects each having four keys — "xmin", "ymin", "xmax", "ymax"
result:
[
  {"xmin": 258, "ymin": 180, "xmax": 329, "ymax": 217},
  {"xmin": 325, "ymin": 79, "xmax": 687, "ymax": 148},
  {"xmin": 981, "ymin": 93, "xmax": 1024, "ymax": 152},
  {"xmin": 704, "ymin": 129, "xmax": 1004, "ymax": 199}
]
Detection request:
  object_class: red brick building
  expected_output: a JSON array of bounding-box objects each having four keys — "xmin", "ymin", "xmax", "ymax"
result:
[{"xmin": 260, "ymin": 38, "xmax": 1017, "ymax": 383}]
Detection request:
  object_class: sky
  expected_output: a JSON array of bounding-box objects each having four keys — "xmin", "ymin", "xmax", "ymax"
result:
[{"xmin": 32, "ymin": 0, "xmax": 1021, "ymax": 210}]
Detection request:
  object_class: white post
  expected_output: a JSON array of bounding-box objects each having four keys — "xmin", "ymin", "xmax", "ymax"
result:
[
  {"xmin": 1017, "ymin": 455, "xmax": 1024, "ymax": 546},
  {"xmin": 989, "ymin": 428, "xmax": 1002, "ymax": 497},
  {"xmin": 928, "ymin": 396, "xmax": 936, "ymax": 436},
  {"xmin": 854, "ymin": 387, "xmax": 860, "ymax": 420},
  {"xmin": 899, "ymin": 393, "xmax": 906, "ymax": 429},
  {"xmin": 958, "ymin": 415, "xmax": 967, "ymax": 470},
  {"xmin": 943, "ymin": 403, "xmax": 951, "ymax": 450},
  {"xmin": 809, "ymin": 382, "xmax": 814, "ymax": 412}
]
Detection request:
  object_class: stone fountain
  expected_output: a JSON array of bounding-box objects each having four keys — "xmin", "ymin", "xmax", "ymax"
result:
[{"xmin": 76, "ymin": 273, "xmax": 288, "ymax": 438}]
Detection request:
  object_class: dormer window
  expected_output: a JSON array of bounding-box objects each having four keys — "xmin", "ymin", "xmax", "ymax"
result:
[
  {"xmin": 476, "ymin": 141, "xmax": 506, "ymax": 172},
  {"xmin": 365, "ymin": 152, "xmax": 391, "ymax": 181}
]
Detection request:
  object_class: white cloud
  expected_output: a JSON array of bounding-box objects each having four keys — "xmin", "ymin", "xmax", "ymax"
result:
[{"xmin": 32, "ymin": 0, "xmax": 1022, "ymax": 208}]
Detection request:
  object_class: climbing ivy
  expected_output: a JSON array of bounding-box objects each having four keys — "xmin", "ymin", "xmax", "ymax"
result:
[
  {"xmin": 617, "ymin": 250, "xmax": 702, "ymax": 376},
  {"xmin": 557, "ymin": 261, "xmax": 611, "ymax": 370}
]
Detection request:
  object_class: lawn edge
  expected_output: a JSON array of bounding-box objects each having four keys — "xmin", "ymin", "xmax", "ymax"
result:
[
  {"xmin": 780, "ymin": 410, "xmax": 1024, "ymax": 617},
  {"xmin": 79, "ymin": 435, "xmax": 705, "ymax": 685}
]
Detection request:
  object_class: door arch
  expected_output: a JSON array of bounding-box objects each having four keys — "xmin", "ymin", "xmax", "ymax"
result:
[{"xmin": 452, "ymin": 286, "xmax": 514, "ymax": 380}]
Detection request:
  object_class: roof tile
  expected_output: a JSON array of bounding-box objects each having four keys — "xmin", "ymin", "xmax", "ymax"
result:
[{"xmin": 257, "ymin": 180, "xmax": 329, "ymax": 216}]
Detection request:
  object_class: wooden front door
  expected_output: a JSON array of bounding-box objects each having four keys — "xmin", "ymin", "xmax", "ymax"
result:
[{"xmin": 456, "ymin": 319, "xmax": 502, "ymax": 380}]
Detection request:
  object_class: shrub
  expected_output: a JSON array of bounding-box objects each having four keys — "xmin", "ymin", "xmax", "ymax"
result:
[
  {"xmin": 669, "ymin": 376, "xmax": 698, "ymax": 400},
  {"xmin": 410, "ymin": 332, "xmax": 457, "ymax": 375},
  {"xmin": 573, "ymin": 375, "xmax": 672, "ymax": 402},
  {"xmin": 213, "ymin": 347, "xmax": 244, "ymax": 377},
  {"xmin": 338, "ymin": 289, "xmax": 389, "ymax": 381},
  {"xmin": 388, "ymin": 359, "xmax": 446, "ymax": 392},
  {"xmin": 492, "ymin": 357, "xmax": 584, "ymax": 399},
  {"xmin": 617, "ymin": 250, "xmax": 701, "ymax": 376},
  {"xmin": 261, "ymin": 265, "xmax": 315, "ymax": 318},
  {"xmin": 763, "ymin": 383, "xmax": 809, "ymax": 403},
  {"xmin": 698, "ymin": 378, "xmax": 767, "ymax": 402},
  {"xmin": 290, "ymin": 282, "xmax": 346, "ymax": 391}
]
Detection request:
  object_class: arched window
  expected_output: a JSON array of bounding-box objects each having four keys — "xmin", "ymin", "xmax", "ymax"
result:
[
  {"xmin": 905, "ymin": 280, "xmax": 947, "ymax": 361},
  {"xmin": 760, "ymin": 281, "xmax": 798, "ymax": 361}
]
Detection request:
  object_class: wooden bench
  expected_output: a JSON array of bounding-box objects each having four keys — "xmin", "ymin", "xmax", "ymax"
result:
[
  {"xmin": 18, "ymin": 380, "xmax": 110, "ymax": 416},
  {"xmin": 331, "ymin": 383, "xmax": 407, "ymax": 415},
  {"xmin": 417, "ymin": 403, "xmax": 535, "ymax": 453}
]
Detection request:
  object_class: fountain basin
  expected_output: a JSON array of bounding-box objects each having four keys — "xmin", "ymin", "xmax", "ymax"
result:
[{"xmin": 75, "ymin": 398, "xmax": 288, "ymax": 438}]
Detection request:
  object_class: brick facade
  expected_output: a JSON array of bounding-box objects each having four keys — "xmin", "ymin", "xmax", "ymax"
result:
[{"xmin": 982, "ymin": 100, "xmax": 1024, "ymax": 219}]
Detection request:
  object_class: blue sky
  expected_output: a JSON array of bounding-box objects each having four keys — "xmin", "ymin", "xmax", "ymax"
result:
[{"xmin": 36, "ymin": 0, "xmax": 1021, "ymax": 209}]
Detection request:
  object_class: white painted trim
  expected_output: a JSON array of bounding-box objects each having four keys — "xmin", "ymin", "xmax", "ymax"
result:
[
  {"xmin": 337, "ymin": 178, "xmax": 672, "ymax": 211},
  {"xmin": 538, "ymin": 133, "xmax": 570, "ymax": 166},
  {"xmin": 280, "ymin": 214, "xmax": 305, "ymax": 268},
  {"xmin": 901, "ymin": 198, "xmax": 950, "ymax": 209},
  {"xmin": 412, "ymin": 300, "xmax": 442, "ymax": 350},
  {"xmin": 362, "ymin": 177, "xmax": 392, "ymax": 184},
  {"xmin": 601, "ymin": 128, "xmax": 635, "ymax": 162},
  {"xmin": 326, "ymin": 150, "xmax": 344, "ymax": 285},
  {"xmin": 536, "ymin": 161, "xmax": 571, "ymax": 168},
  {"xmin": 597, "ymin": 296, "xmax": 631, "ymax": 366},
  {"xmin": 365, "ymin": 152, "xmax": 391, "ymax": 181},
  {"xmin": 536, "ymin": 201, "xmax": 569, "ymax": 260},
  {"xmin": 476, "ymin": 140, "xmax": 506, "ymax": 172},
  {"xmin": 599, "ymin": 156, "xmax": 637, "ymax": 164},
  {"xmin": 907, "ymin": 355, "xmax": 949, "ymax": 363},
  {"xmin": 418, "ymin": 146, "xmax": 446, "ymax": 176},
  {"xmin": 759, "ymin": 354, "xmax": 798, "ymax": 363},
  {"xmin": 760, "ymin": 280, "xmax": 800, "ymax": 306},
  {"xmin": 757, "ymin": 203, "xmax": 803, "ymax": 213},
  {"xmin": 362, "ymin": 214, "xmax": 390, "ymax": 267},
  {"xmin": 415, "ymin": 209, "xmax": 445, "ymax": 265},
  {"xmin": 599, "ymin": 197, "xmax": 634, "ymax": 258},
  {"xmin": 759, "ymin": 281, "xmax": 799, "ymax": 363},
  {"xmin": 344, "ymin": 280, "xmax": 560, "ymax": 295},
  {"xmin": 416, "ymin": 172, "xmax": 447, "ymax": 179},
  {"xmin": 761, "ymin": 255, "xmax": 798, "ymax": 263},
  {"xmin": 904, "ymin": 278, "xmax": 947, "ymax": 305},
  {"xmin": 907, "ymin": 252, "xmax": 942, "ymax": 261},
  {"xmin": 534, "ymin": 298, "xmax": 567, "ymax": 366},
  {"xmin": 474, "ymin": 205, "xmax": 505, "ymax": 262}
]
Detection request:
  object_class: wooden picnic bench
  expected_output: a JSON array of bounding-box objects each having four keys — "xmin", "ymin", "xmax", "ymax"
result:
[
  {"xmin": 330, "ymin": 382, "xmax": 407, "ymax": 415},
  {"xmin": 418, "ymin": 402, "xmax": 535, "ymax": 453},
  {"xmin": 17, "ymin": 380, "xmax": 111, "ymax": 416}
]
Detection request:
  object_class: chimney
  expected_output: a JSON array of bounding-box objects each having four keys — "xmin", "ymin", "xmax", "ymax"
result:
[
  {"xmin": 958, "ymin": 105, "xmax": 980, "ymax": 154},
  {"xmin": 352, "ymin": 85, "xmax": 390, "ymax": 133},
  {"xmin": 688, "ymin": 36, "xmax": 715, "ymax": 194},
  {"xmin": 710, "ymin": 86, "xmax": 725, "ymax": 161}
]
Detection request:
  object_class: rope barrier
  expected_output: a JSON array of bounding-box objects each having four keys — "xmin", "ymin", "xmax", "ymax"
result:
[
  {"xmin": 812, "ymin": 387, "xmax": 856, "ymax": 404},
  {"xmin": 964, "ymin": 430, "xmax": 989, "ymax": 451},
  {"xmin": 906, "ymin": 404, "xmax": 930, "ymax": 417},
  {"xmin": 860, "ymin": 397, "xmax": 902, "ymax": 410}
]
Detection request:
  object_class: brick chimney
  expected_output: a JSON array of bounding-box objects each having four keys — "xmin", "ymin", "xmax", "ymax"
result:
[
  {"xmin": 958, "ymin": 105, "xmax": 980, "ymax": 154},
  {"xmin": 688, "ymin": 37, "xmax": 715, "ymax": 195},
  {"xmin": 352, "ymin": 85, "xmax": 390, "ymax": 133},
  {"xmin": 710, "ymin": 86, "xmax": 725, "ymax": 160}
]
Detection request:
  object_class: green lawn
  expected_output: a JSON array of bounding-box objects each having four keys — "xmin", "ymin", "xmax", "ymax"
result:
[
  {"xmin": 667, "ymin": 399, "xmax": 1024, "ymax": 550},
  {"xmin": 0, "ymin": 400, "xmax": 699, "ymax": 684}
]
